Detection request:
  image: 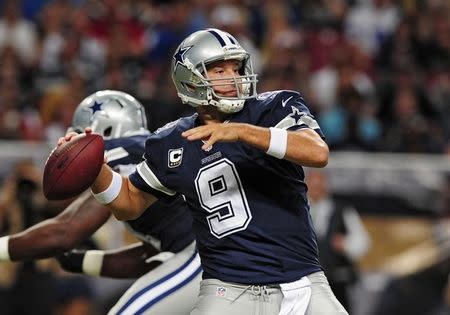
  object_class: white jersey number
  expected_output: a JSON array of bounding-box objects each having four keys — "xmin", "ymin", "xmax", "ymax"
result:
[{"xmin": 195, "ymin": 158, "xmax": 252, "ymax": 238}]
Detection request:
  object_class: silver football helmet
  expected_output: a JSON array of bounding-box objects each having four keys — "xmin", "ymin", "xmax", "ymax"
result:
[
  {"xmin": 171, "ymin": 28, "xmax": 258, "ymax": 113},
  {"xmin": 70, "ymin": 90, "xmax": 148, "ymax": 139}
]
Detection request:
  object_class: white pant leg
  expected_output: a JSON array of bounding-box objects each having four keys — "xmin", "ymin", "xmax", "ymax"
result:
[
  {"xmin": 304, "ymin": 272, "xmax": 348, "ymax": 315},
  {"xmin": 109, "ymin": 241, "xmax": 202, "ymax": 315}
]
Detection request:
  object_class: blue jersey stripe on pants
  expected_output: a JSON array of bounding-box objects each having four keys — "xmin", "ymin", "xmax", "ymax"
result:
[{"xmin": 117, "ymin": 251, "xmax": 200, "ymax": 314}]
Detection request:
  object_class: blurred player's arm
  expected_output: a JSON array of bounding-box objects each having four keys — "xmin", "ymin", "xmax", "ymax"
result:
[
  {"xmin": 332, "ymin": 207, "xmax": 371, "ymax": 261},
  {"xmin": 0, "ymin": 190, "xmax": 111, "ymax": 261},
  {"xmin": 57, "ymin": 242, "xmax": 168, "ymax": 278},
  {"xmin": 182, "ymin": 123, "xmax": 329, "ymax": 167}
]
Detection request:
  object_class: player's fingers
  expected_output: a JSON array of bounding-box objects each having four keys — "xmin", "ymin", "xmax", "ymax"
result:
[
  {"xmin": 202, "ymin": 135, "xmax": 216, "ymax": 151},
  {"xmin": 64, "ymin": 132, "xmax": 78, "ymax": 141},
  {"xmin": 57, "ymin": 134, "xmax": 72, "ymax": 146},
  {"xmin": 85, "ymin": 127, "xmax": 92, "ymax": 134},
  {"xmin": 183, "ymin": 124, "xmax": 218, "ymax": 137},
  {"xmin": 202, "ymin": 141, "xmax": 213, "ymax": 151},
  {"xmin": 57, "ymin": 137, "xmax": 65, "ymax": 146},
  {"xmin": 186, "ymin": 129, "xmax": 212, "ymax": 141},
  {"xmin": 181, "ymin": 127, "xmax": 197, "ymax": 137}
]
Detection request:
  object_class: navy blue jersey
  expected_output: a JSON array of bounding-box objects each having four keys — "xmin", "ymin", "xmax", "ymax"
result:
[
  {"xmin": 129, "ymin": 91, "xmax": 323, "ymax": 284},
  {"xmin": 105, "ymin": 134, "xmax": 195, "ymax": 253}
]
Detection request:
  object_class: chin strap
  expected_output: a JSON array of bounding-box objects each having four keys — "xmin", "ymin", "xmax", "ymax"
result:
[{"xmin": 209, "ymin": 99, "xmax": 245, "ymax": 113}]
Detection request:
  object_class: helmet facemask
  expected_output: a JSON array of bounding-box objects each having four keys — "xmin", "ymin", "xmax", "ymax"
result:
[{"xmin": 198, "ymin": 57, "xmax": 257, "ymax": 113}]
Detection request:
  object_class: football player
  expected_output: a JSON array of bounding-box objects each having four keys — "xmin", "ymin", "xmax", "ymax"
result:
[
  {"xmin": 0, "ymin": 90, "xmax": 202, "ymax": 315},
  {"xmin": 62, "ymin": 29, "xmax": 348, "ymax": 314}
]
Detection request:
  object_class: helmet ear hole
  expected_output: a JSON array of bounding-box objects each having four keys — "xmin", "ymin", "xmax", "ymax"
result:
[{"xmin": 103, "ymin": 126, "xmax": 112, "ymax": 137}]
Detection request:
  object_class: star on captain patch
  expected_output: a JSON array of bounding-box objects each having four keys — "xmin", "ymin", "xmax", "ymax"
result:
[
  {"xmin": 172, "ymin": 46, "xmax": 192, "ymax": 72},
  {"xmin": 89, "ymin": 100, "xmax": 103, "ymax": 114}
]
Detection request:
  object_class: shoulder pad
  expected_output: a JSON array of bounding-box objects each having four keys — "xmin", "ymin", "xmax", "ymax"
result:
[{"xmin": 153, "ymin": 118, "xmax": 181, "ymax": 135}]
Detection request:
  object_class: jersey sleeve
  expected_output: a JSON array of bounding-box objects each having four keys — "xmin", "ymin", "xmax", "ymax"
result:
[
  {"xmin": 105, "ymin": 137, "xmax": 147, "ymax": 176},
  {"xmin": 128, "ymin": 138, "xmax": 177, "ymax": 199},
  {"xmin": 266, "ymin": 91, "xmax": 324, "ymax": 138}
]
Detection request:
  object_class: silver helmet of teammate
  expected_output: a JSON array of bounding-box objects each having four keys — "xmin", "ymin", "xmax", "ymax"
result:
[
  {"xmin": 70, "ymin": 90, "xmax": 148, "ymax": 139},
  {"xmin": 171, "ymin": 28, "xmax": 258, "ymax": 113}
]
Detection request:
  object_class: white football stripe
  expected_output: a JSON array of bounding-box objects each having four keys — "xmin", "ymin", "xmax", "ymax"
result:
[{"xmin": 136, "ymin": 162, "xmax": 176, "ymax": 196}]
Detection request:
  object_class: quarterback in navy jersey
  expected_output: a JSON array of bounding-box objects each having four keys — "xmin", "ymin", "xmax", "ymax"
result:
[
  {"xmin": 63, "ymin": 29, "xmax": 348, "ymax": 315},
  {"xmin": 130, "ymin": 90, "xmax": 322, "ymax": 285},
  {"xmin": 1, "ymin": 91, "xmax": 202, "ymax": 315}
]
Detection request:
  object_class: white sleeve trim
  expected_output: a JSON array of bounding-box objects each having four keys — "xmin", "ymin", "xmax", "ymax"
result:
[
  {"xmin": 105, "ymin": 147, "xmax": 129, "ymax": 162},
  {"xmin": 136, "ymin": 162, "xmax": 176, "ymax": 196},
  {"xmin": 0, "ymin": 236, "xmax": 10, "ymax": 261},
  {"xmin": 82, "ymin": 250, "xmax": 104, "ymax": 276},
  {"xmin": 274, "ymin": 113, "xmax": 319, "ymax": 130}
]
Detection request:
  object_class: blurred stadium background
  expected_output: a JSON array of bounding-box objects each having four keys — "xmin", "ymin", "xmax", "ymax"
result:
[{"xmin": 0, "ymin": 0, "xmax": 448, "ymax": 314}]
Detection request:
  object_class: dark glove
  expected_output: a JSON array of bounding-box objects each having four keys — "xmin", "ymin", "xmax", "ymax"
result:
[{"xmin": 56, "ymin": 249, "xmax": 86, "ymax": 273}]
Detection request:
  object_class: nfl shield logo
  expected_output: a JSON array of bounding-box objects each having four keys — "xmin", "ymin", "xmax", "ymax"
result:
[{"xmin": 216, "ymin": 286, "xmax": 227, "ymax": 297}]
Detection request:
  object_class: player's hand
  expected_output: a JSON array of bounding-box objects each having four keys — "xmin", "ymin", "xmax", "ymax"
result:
[
  {"xmin": 56, "ymin": 249, "xmax": 85, "ymax": 273},
  {"xmin": 182, "ymin": 123, "xmax": 246, "ymax": 151},
  {"xmin": 57, "ymin": 127, "xmax": 92, "ymax": 147},
  {"xmin": 56, "ymin": 128, "xmax": 106, "ymax": 163},
  {"xmin": 331, "ymin": 234, "xmax": 346, "ymax": 253}
]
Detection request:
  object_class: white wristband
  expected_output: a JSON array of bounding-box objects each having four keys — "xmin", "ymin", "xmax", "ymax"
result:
[
  {"xmin": 0, "ymin": 236, "xmax": 10, "ymax": 261},
  {"xmin": 266, "ymin": 127, "xmax": 288, "ymax": 159},
  {"xmin": 91, "ymin": 171, "xmax": 122, "ymax": 205},
  {"xmin": 82, "ymin": 250, "xmax": 104, "ymax": 276}
]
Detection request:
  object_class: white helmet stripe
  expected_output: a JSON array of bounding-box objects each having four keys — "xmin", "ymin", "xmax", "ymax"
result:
[
  {"xmin": 215, "ymin": 29, "xmax": 237, "ymax": 46},
  {"xmin": 207, "ymin": 29, "xmax": 226, "ymax": 46}
]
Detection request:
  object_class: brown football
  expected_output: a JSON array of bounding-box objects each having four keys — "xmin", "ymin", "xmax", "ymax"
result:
[{"xmin": 43, "ymin": 133, "xmax": 104, "ymax": 200}]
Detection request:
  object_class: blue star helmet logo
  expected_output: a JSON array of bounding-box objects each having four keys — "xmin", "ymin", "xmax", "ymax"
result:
[
  {"xmin": 89, "ymin": 100, "xmax": 103, "ymax": 114},
  {"xmin": 173, "ymin": 46, "xmax": 192, "ymax": 72}
]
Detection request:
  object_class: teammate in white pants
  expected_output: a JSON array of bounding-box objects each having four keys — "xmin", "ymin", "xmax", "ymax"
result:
[{"xmin": 0, "ymin": 90, "xmax": 202, "ymax": 314}]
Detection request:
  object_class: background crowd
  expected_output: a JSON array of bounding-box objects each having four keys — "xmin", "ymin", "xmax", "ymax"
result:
[
  {"xmin": 0, "ymin": 0, "xmax": 448, "ymax": 153},
  {"xmin": 0, "ymin": 0, "xmax": 448, "ymax": 314}
]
